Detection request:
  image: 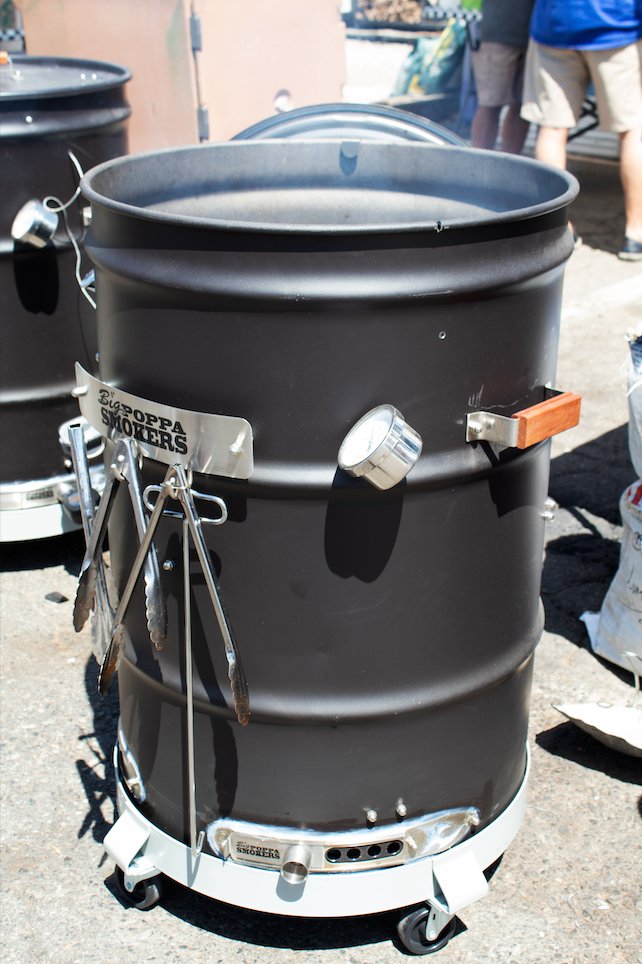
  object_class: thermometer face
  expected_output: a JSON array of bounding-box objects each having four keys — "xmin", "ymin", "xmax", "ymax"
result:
[{"xmin": 338, "ymin": 405, "xmax": 422, "ymax": 490}]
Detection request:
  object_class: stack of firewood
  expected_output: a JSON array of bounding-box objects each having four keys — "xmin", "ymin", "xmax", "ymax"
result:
[{"xmin": 355, "ymin": 0, "xmax": 425, "ymax": 24}]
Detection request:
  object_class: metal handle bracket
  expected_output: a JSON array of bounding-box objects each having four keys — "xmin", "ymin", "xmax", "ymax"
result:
[{"xmin": 466, "ymin": 389, "xmax": 581, "ymax": 449}]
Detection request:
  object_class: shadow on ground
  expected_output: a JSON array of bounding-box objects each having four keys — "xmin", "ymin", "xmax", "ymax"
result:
[
  {"xmin": 123, "ymin": 882, "xmax": 403, "ymax": 953},
  {"xmin": 566, "ymin": 157, "xmax": 625, "ymax": 256},
  {"xmin": 104, "ymin": 873, "xmax": 470, "ymax": 957},
  {"xmin": 548, "ymin": 424, "xmax": 633, "ymax": 525},
  {"xmin": 1, "ymin": 528, "xmax": 85, "ymax": 576},
  {"xmin": 77, "ymin": 656, "xmax": 119, "ymax": 860},
  {"xmin": 543, "ymin": 424, "xmax": 633, "ymax": 644},
  {"xmin": 536, "ymin": 722, "xmax": 642, "ymax": 788}
]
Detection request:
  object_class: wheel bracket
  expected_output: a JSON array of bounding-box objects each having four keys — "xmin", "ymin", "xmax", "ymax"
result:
[
  {"xmin": 425, "ymin": 903, "xmax": 454, "ymax": 942},
  {"xmin": 104, "ymin": 809, "xmax": 159, "ymax": 886}
]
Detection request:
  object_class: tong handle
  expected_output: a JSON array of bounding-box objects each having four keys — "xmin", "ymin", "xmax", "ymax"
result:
[
  {"xmin": 172, "ymin": 465, "xmax": 250, "ymax": 726},
  {"xmin": 69, "ymin": 424, "xmax": 113, "ymax": 656},
  {"xmin": 143, "ymin": 484, "xmax": 228, "ymax": 525},
  {"xmin": 119, "ymin": 443, "xmax": 168, "ymax": 650},
  {"xmin": 68, "ymin": 422, "xmax": 98, "ymax": 538},
  {"xmin": 98, "ymin": 464, "xmax": 177, "ymax": 694}
]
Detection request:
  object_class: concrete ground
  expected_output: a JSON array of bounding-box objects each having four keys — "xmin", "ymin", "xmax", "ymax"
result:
[{"xmin": 1, "ymin": 153, "xmax": 641, "ymax": 962}]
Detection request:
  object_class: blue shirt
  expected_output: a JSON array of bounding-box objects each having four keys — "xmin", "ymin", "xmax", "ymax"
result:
[{"xmin": 530, "ymin": 0, "xmax": 642, "ymax": 49}]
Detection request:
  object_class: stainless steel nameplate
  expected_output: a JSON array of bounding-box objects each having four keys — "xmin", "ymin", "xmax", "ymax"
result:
[
  {"xmin": 74, "ymin": 364, "xmax": 254, "ymax": 479},
  {"xmin": 207, "ymin": 806, "xmax": 480, "ymax": 874}
]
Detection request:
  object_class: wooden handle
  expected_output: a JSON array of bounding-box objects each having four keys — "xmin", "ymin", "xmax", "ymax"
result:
[{"xmin": 512, "ymin": 392, "xmax": 581, "ymax": 449}]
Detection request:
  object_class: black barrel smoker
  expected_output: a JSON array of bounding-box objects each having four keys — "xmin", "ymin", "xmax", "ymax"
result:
[
  {"xmin": 70, "ymin": 131, "xmax": 580, "ymax": 954},
  {"xmin": 0, "ymin": 54, "xmax": 130, "ymax": 542}
]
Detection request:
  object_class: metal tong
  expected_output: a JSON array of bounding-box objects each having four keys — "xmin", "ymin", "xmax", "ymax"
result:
[
  {"xmin": 73, "ymin": 436, "xmax": 168, "ymax": 665},
  {"xmin": 100, "ymin": 462, "xmax": 250, "ymax": 727},
  {"xmin": 68, "ymin": 424, "xmax": 113, "ymax": 660}
]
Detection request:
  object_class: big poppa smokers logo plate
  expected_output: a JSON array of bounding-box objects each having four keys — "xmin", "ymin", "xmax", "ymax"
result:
[
  {"xmin": 98, "ymin": 387, "xmax": 188, "ymax": 456},
  {"xmin": 75, "ymin": 362, "xmax": 255, "ymax": 479}
]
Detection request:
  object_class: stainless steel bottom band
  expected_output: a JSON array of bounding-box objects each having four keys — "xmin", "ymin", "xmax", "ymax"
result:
[{"xmin": 0, "ymin": 471, "xmax": 80, "ymax": 511}]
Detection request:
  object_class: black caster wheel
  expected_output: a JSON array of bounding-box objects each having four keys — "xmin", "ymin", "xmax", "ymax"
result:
[
  {"xmin": 114, "ymin": 866, "xmax": 163, "ymax": 911},
  {"xmin": 396, "ymin": 906, "xmax": 457, "ymax": 956}
]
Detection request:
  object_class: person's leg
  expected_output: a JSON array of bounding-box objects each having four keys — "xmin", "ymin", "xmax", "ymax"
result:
[
  {"xmin": 471, "ymin": 43, "xmax": 525, "ymax": 152},
  {"xmin": 500, "ymin": 104, "xmax": 530, "ymax": 154},
  {"xmin": 521, "ymin": 43, "xmax": 587, "ymax": 245},
  {"xmin": 586, "ymin": 42, "xmax": 642, "ymax": 255},
  {"xmin": 534, "ymin": 126, "xmax": 579, "ymax": 244},
  {"xmin": 619, "ymin": 127, "xmax": 642, "ymax": 252},
  {"xmin": 470, "ymin": 105, "xmax": 503, "ymax": 149},
  {"xmin": 534, "ymin": 125, "xmax": 569, "ymax": 169}
]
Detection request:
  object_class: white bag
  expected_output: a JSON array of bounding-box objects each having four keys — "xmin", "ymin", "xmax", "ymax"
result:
[
  {"xmin": 628, "ymin": 351, "xmax": 642, "ymax": 478},
  {"xmin": 582, "ymin": 481, "xmax": 642, "ymax": 669}
]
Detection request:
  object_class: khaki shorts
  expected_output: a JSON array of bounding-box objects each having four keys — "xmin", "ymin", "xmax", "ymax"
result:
[
  {"xmin": 521, "ymin": 39, "xmax": 642, "ymax": 132},
  {"xmin": 471, "ymin": 41, "xmax": 527, "ymax": 108}
]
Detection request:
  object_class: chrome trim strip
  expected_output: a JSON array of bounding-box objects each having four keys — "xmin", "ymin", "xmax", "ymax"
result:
[
  {"xmin": 0, "ymin": 466, "xmax": 102, "ymax": 511},
  {"xmin": 206, "ymin": 806, "xmax": 480, "ymax": 874}
]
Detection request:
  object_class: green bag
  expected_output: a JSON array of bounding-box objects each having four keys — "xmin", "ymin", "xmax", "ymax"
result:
[{"xmin": 393, "ymin": 17, "xmax": 467, "ymax": 96}]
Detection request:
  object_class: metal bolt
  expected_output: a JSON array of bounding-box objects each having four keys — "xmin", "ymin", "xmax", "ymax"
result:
[
  {"xmin": 366, "ymin": 809, "xmax": 377, "ymax": 824},
  {"xmin": 542, "ymin": 496, "xmax": 557, "ymax": 521},
  {"xmin": 162, "ymin": 560, "xmax": 175, "ymax": 572},
  {"xmin": 396, "ymin": 802, "xmax": 408, "ymax": 819}
]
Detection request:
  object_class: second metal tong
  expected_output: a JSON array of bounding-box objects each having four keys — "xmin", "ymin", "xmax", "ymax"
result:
[
  {"xmin": 73, "ymin": 437, "xmax": 168, "ymax": 655},
  {"xmin": 98, "ymin": 462, "xmax": 250, "ymax": 726}
]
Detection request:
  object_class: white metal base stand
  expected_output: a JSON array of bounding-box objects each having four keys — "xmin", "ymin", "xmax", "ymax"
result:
[
  {"xmin": 105, "ymin": 745, "xmax": 530, "ymax": 920},
  {"xmin": 0, "ymin": 500, "xmax": 80, "ymax": 542}
]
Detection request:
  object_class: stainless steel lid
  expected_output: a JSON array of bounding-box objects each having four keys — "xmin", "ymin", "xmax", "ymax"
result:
[
  {"xmin": 233, "ymin": 102, "xmax": 464, "ymax": 145},
  {"xmin": 0, "ymin": 54, "xmax": 131, "ymax": 100}
]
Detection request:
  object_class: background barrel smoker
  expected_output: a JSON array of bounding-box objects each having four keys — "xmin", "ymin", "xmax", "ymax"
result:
[{"xmin": 0, "ymin": 54, "xmax": 130, "ymax": 542}]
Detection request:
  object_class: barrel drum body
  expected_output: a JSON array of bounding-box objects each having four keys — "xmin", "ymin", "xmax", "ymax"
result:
[
  {"xmin": 81, "ymin": 141, "xmax": 576, "ymax": 899},
  {"xmin": 0, "ymin": 56, "xmax": 130, "ymax": 539}
]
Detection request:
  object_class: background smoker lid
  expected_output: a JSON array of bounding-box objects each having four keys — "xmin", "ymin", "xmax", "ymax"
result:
[
  {"xmin": 233, "ymin": 102, "xmax": 464, "ymax": 146},
  {"xmin": 0, "ymin": 55, "xmax": 131, "ymax": 100}
]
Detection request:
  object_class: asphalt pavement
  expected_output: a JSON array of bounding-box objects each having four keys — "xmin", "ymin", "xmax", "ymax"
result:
[{"xmin": 1, "ymin": 154, "xmax": 641, "ymax": 964}]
